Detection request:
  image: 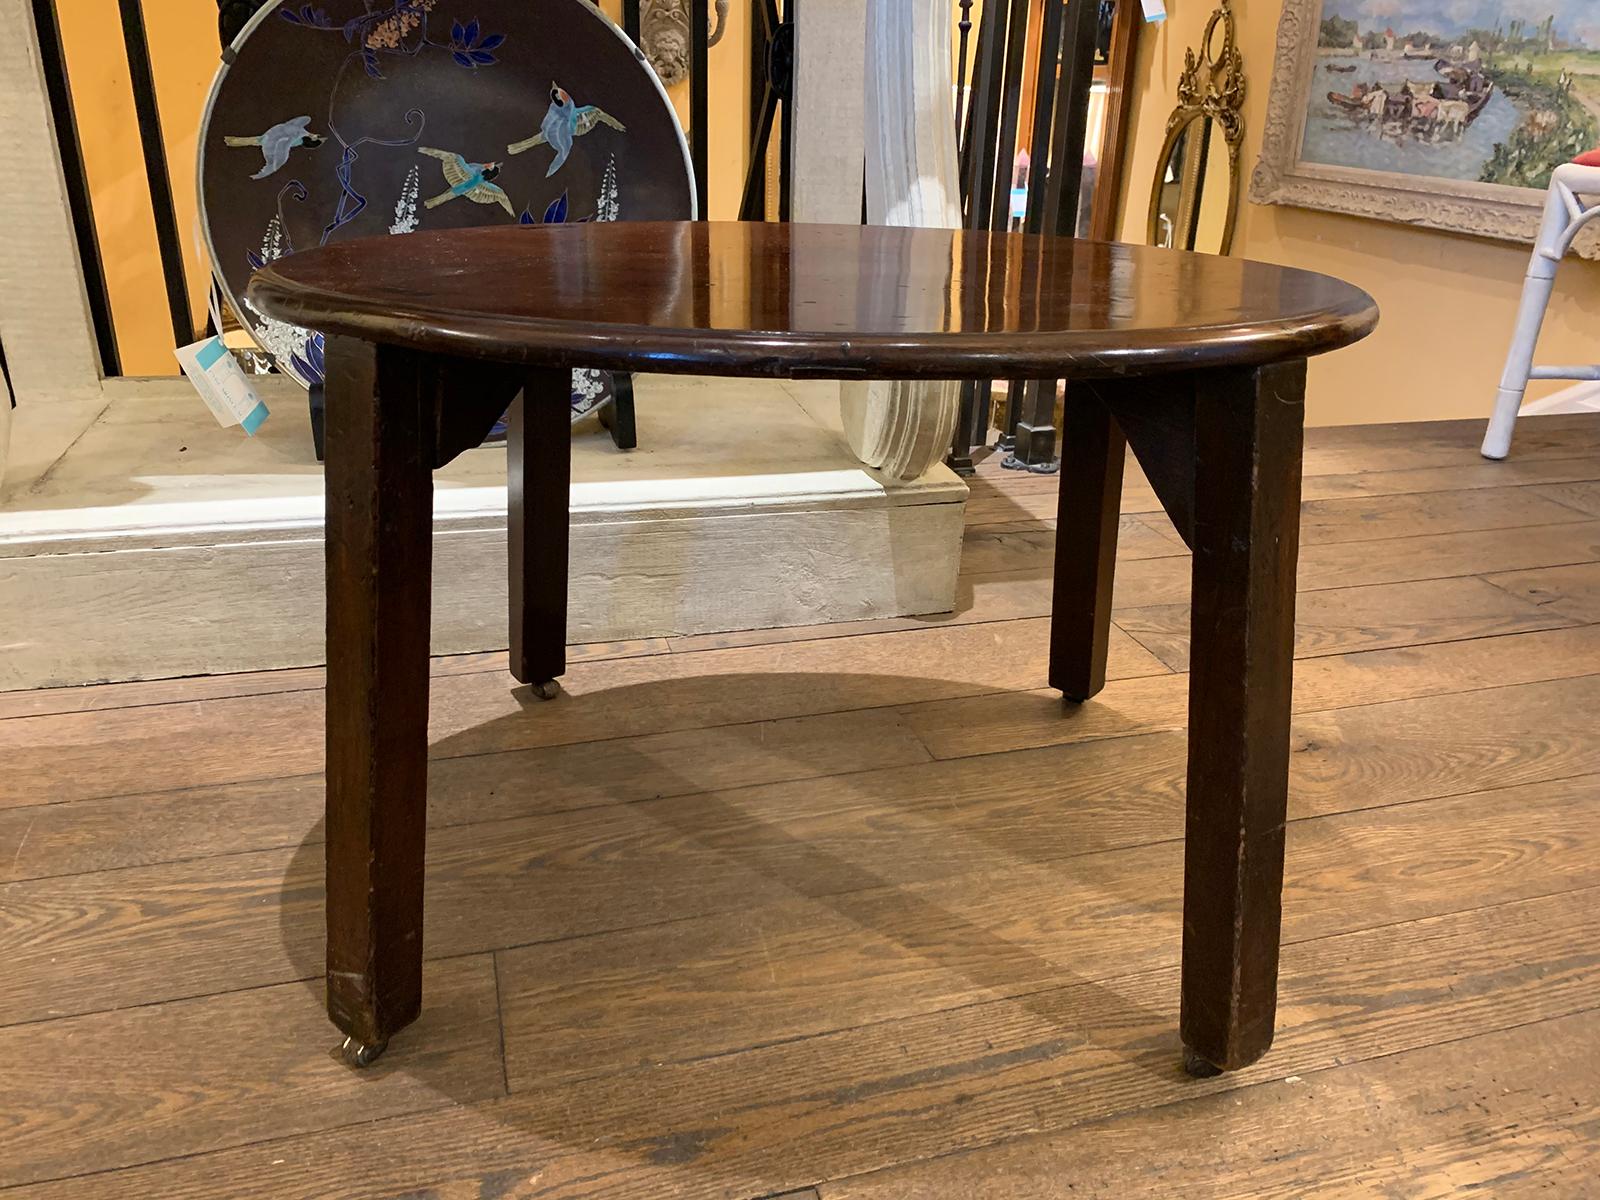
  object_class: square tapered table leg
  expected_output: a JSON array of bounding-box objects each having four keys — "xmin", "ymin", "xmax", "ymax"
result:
[
  {"xmin": 1050, "ymin": 387, "xmax": 1127, "ymax": 702},
  {"xmin": 322, "ymin": 336, "xmax": 435, "ymax": 1066},
  {"xmin": 1048, "ymin": 361, "xmax": 1307, "ymax": 1074},
  {"xmin": 508, "ymin": 367, "xmax": 574, "ymax": 694},
  {"xmin": 1180, "ymin": 360, "xmax": 1306, "ymax": 1073}
]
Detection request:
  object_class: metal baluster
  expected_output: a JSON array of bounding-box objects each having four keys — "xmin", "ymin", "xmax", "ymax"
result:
[
  {"xmin": 955, "ymin": 0, "xmax": 974, "ymax": 147},
  {"xmin": 1004, "ymin": 0, "xmax": 1101, "ymax": 473},
  {"xmin": 988, "ymin": 0, "xmax": 1033, "ymax": 233},
  {"xmin": 778, "ymin": 0, "xmax": 796, "ymax": 221},
  {"xmin": 999, "ymin": 0, "xmax": 1068, "ymax": 456},
  {"xmin": 950, "ymin": 0, "xmax": 1009, "ymax": 471},
  {"xmin": 691, "ymin": 0, "xmax": 709, "ymax": 214},
  {"xmin": 35, "ymin": 0, "xmax": 119, "ymax": 376},
  {"xmin": 120, "ymin": 0, "xmax": 194, "ymax": 350}
]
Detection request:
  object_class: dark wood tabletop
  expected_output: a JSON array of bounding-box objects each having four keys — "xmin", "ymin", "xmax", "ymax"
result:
[{"xmin": 249, "ymin": 220, "xmax": 1378, "ymax": 380}]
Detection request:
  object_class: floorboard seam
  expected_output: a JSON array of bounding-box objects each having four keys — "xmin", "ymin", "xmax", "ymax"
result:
[
  {"xmin": 804, "ymin": 1000, "xmax": 1600, "ymax": 1197},
  {"xmin": 6, "ymin": 666, "xmax": 1599, "ymax": 886}
]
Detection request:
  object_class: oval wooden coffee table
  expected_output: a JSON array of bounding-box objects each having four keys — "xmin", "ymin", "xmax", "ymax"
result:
[{"xmin": 250, "ymin": 221, "xmax": 1378, "ymax": 1073}]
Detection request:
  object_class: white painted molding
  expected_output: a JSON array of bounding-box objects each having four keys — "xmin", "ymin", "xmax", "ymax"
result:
[
  {"xmin": 842, "ymin": 0, "xmax": 962, "ymax": 481},
  {"xmin": 0, "ymin": 468, "xmax": 968, "ymax": 690},
  {"xmin": 864, "ymin": 0, "xmax": 962, "ymax": 231},
  {"xmin": 0, "ymin": 0, "xmax": 103, "ymax": 406},
  {"xmin": 790, "ymin": 0, "xmax": 866, "ymax": 223},
  {"xmin": 1519, "ymin": 379, "xmax": 1600, "ymax": 417}
]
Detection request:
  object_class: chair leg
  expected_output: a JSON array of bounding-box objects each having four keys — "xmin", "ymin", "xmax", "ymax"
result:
[
  {"xmin": 1483, "ymin": 267, "xmax": 1557, "ymax": 460},
  {"xmin": 508, "ymin": 367, "xmax": 573, "ymax": 693}
]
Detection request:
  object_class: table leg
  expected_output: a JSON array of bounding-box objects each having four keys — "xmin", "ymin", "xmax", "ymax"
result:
[
  {"xmin": 508, "ymin": 367, "xmax": 573, "ymax": 696},
  {"xmin": 322, "ymin": 336, "xmax": 435, "ymax": 1067},
  {"xmin": 1049, "ymin": 386, "xmax": 1126, "ymax": 701},
  {"xmin": 1180, "ymin": 360, "xmax": 1306, "ymax": 1075}
]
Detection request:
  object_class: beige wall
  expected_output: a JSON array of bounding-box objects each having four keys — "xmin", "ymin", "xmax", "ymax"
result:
[{"xmin": 1116, "ymin": 0, "xmax": 1600, "ymax": 427}]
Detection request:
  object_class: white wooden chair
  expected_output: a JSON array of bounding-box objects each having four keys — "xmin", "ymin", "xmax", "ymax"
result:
[{"xmin": 1482, "ymin": 155, "xmax": 1600, "ymax": 459}]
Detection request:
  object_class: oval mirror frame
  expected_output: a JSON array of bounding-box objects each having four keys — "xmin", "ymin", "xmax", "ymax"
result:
[{"xmin": 1145, "ymin": 0, "xmax": 1245, "ymax": 255}]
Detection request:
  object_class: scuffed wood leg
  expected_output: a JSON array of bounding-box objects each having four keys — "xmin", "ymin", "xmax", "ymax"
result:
[
  {"xmin": 508, "ymin": 367, "xmax": 573, "ymax": 693},
  {"xmin": 322, "ymin": 336, "xmax": 436, "ymax": 1065},
  {"xmin": 1049, "ymin": 386, "xmax": 1126, "ymax": 702},
  {"xmin": 1180, "ymin": 360, "xmax": 1307, "ymax": 1074}
]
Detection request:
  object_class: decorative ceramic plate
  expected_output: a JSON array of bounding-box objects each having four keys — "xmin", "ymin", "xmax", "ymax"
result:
[{"xmin": 199, "ymin": 0, "xmax": 695, "ymax": 414}]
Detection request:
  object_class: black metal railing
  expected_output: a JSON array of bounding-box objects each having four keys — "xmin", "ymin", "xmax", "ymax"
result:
[
  {"xmin": 740, "ymin": 0, "xmax": 794, "ymax": 220},
  {"xmin": 30, "ymin": 0, "xmax": 121, "ymax": 376},
  {"xmin": 950, "ymin": 0, "xmax": 1113, "ymax": 475},
  {"xmin": 122, "ymin": 0, "xmax": 196, "ymax": 351}
]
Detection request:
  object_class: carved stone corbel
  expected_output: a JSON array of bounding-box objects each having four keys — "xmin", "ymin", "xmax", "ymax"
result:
[{"xmin": 639, "ymin": 0, "xmax": 729, "ymax": 87}]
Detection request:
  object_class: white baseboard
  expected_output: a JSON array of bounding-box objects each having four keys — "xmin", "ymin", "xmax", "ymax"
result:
[
  {"xmin": 1521, "ymin": 379, "xmax": 1600, "ymax": 416},
  {"xmin": 0, "ymin": 475, "xmax": 966, "ymax": 690}
]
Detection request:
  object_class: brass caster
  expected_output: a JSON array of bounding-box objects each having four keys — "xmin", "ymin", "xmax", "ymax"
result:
[
  {"xmin": 1182, "ymin": 1045, "xmax": 1224, "ymax": 1078},
  {"xmin": 531, "ymin": 679, "xmax": 560, "ymax": 700},
  {"xmin": 338, "ymin": 1035, "xmax": 388, "ymax": 1068}
]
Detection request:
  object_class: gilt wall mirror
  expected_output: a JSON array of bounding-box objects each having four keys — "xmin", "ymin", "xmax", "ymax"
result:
[{"xmin": 1147, "ymin": 0, "xmax": 1245, "ymax": 254}]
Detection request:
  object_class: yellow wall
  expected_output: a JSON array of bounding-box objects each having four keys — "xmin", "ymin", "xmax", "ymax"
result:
[
  {"xmin": 61, "ymin": 0, "xmax": 749, "ymax": 376},
  {"xmin": 1116, "ymin": 0, "xmax": 1600, "ymax": 426},
  {"xmin": 58, "ymin": 0, "xmax": 214, "ymax": 376}
]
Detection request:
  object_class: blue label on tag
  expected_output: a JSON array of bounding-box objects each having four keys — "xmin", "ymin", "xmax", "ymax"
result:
[
  {"xmin": 195, "ymin": 338, "xmax": 229, "ymax": 371},
  {"xmin": 240, "ymin": 400, "xmax": 270, "ymax": 436}
]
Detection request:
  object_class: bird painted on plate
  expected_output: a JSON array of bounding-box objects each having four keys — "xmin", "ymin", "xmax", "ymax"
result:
[
  {"xmin": 417, "ymin": 147, "xmax": 516, "ymax": 217},
  {"xmin": 224, "ymin": 116, "xmax": 325, "ymax": 180},
  {"xmin": 507, "ymin": 84, "xmax": 625, "ymax": 178}
]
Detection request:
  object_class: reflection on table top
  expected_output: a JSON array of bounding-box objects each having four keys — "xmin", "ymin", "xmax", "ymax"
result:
[{"xmin": 250, "ymin": 221, "xmax": 1379, "ymax": 379}]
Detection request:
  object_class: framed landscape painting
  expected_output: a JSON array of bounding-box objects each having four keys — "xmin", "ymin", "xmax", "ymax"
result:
[{"xmin": 1252, "ymin": 0, "xmax": 1600, "ymax": 257}]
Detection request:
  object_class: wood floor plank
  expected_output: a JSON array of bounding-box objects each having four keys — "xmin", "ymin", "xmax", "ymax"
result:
[
  {"xmin": 1484, "ymin": 559, "xmax": 1600, "ymax": 623},
  {"xmin": 0, "ymin": 707, "xmax": 932, "ymax": 882},
  {"xmin": 1531, "ymin": 478, "xmax": 1600, "ymax": 517},
  {"xmin": 1290, "ymin": 673, "xmax": 1600, "ymax": 817},
  {"xmin": 968, "ymin": 477, "xmax": 1598, "ymax": 547},
  {"xmin": 907, "ymin": 623, "xmax": 1600, "ymax": 761},
  {"xmin": 0, "ymin": 618, "xmax": 1169, "ymax": 810},
  {"xmin": 1297, "ymin": 485, "xmax": 1588, "ymax": 545},
  {"xmin": 959, "ymin": 519, "xmax": 1185, "ymax": 574},
  {"xmin": 1055, "ymin": 522, "xmax": 1600, "ymax": 614},
  {"xmin": 12, "ymin": 885, "xmax": 1597, "ymax": 1200},
  {"xmin": 0, "ymin": 639, "xmax": 669, "ymax": 721},
  {"xmin": 493, "ymin": 774, "xmax": 1600, "ymax": 1087},
  {"xmin": 820, "ymin": 1007, "xmax": 1600, "ymax": 1200},
  {"xmin": 1116, "ymin": 574, "xmax": 1576, "ymax": 671},
  {"xmin": 8, "ymin": 664, "xmax": 1597, "ymax": 1027},
  {"xmin": 973, "ymin": 454, "xmax": 1600, "ymax": 516},
  {"xmin": 1298, "ymin": 453, "xmax": 1600, "ymax": 501},
  {"xmin": 0, "ymin": 955, "xmax": 504, "ymax": 1189},
  {"xmin": 1294, "ymin": 413, "xmax": 1600, "ymax": 472},
  {"xmin": 1295, "ymin": 519, "xmax": 1600, "ymax": 593},
  {"xmin": 5, "ymin": 415, "xmax": 1600, "ymax": 1200}
]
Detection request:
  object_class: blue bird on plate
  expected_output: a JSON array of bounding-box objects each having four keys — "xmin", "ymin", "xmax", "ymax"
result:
[
  {"xmin": 418, "ymin": 147, "xmax": 516, "ymax": 217},
  {"xmin": 224, "ymin": 115, "xmax": 325, "ymax": 179},
  {"xmin": 507, "ymin": 83, "xmax": 625, "ymax": 178}
]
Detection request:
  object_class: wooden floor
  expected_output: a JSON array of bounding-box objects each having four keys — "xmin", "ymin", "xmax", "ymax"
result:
[{"xmin": 4, "ymin": 413, "xmax": 1600, "ymax": 1198}]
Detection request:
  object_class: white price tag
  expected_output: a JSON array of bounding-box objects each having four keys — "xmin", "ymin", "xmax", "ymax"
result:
[
  {"xmin": 175, "ymin": 337, "xmax": 269, "ymax": 435},
  {"xmin": 1141, "ymin": 0, "xmax": 1167, "ymax": 22}
]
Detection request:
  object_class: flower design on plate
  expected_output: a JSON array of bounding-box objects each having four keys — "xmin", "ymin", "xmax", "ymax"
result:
[{"xmin": 450, "ymin": 17, "xmax": 505, "ymax": 67}]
